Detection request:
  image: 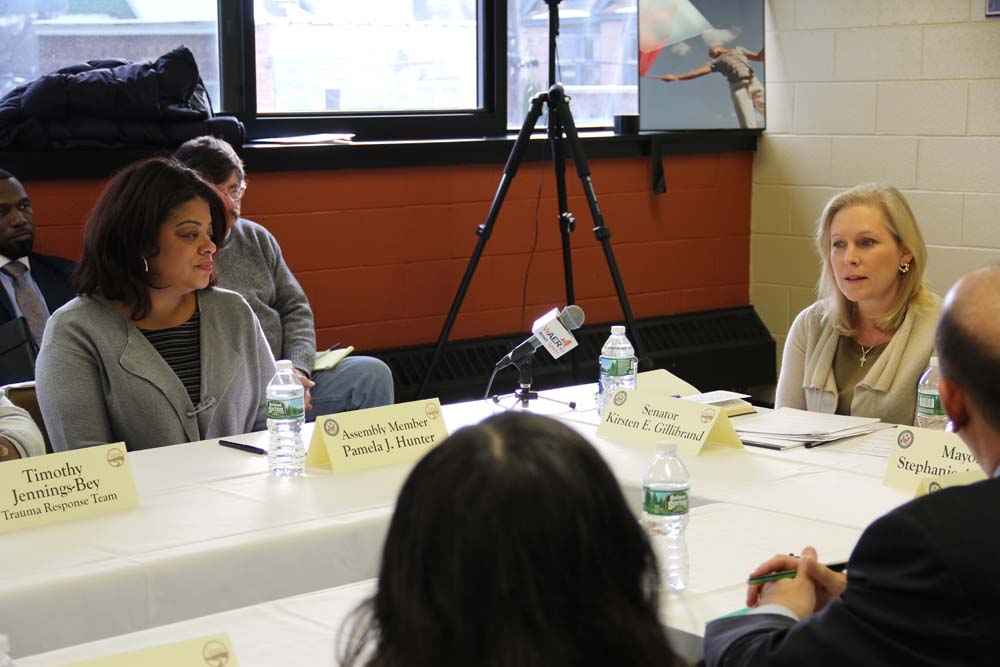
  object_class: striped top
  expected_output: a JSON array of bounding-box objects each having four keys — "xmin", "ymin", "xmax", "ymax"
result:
[{"xmin": 140, "ymin": 310, "xmax": 202, "ymax": 406}]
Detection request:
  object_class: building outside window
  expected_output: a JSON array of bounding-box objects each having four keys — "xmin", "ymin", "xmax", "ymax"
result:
[
  {"xmin": 0, "ymin": 0, "xmax": 220, "ymax": 104},
  {"xmin": 507, "ymin": 0, "xmax": 637, "ymax": 129},
  {"xmin": 253, "ymin": 0, "xmax": 478, "ymax": 114}
]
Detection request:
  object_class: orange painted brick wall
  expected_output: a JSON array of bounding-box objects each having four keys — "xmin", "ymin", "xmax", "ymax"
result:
[{"xmin": 24, "ymin": 151, "xmax": 752, "ymax": 351}]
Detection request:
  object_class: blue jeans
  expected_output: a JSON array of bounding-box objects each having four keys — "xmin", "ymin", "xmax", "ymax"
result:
[{"xmin": 305, "ymin": 355, "xmax": 394, "ymax": 422}]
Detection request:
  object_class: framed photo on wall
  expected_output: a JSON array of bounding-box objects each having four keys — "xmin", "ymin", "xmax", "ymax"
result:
[{"xmin": 639, "ymin": 0, "xmax": 766, "ymax": 131}]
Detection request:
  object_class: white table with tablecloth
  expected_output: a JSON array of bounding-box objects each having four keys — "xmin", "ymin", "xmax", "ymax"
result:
[{"xmin": 4, "ymin": 383, "xmax": 912, "ymax": 659}]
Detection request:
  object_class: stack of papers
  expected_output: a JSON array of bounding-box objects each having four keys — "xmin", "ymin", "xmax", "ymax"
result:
[{"xmin": 733, "ymin": 407, "xmax": 887, "ymax": 450}]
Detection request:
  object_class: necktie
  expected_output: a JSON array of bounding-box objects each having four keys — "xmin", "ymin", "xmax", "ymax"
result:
[{"xmin": 2, "ymin": 262, "xmax": 48, "ymax": 347}]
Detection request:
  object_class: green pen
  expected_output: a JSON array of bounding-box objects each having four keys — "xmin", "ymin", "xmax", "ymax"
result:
[{"xmin": 747, "ymin": 561, "xmax": 848, "ymax": 586}]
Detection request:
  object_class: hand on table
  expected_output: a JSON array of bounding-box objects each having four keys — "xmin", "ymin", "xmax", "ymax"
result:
[
  {"xmin": 747, "ymin": 546, "xmax": 847, "ymax": 620},
  {"xmin": 292, "ymin": 368, "xmax": 316, "ymax": 413}
]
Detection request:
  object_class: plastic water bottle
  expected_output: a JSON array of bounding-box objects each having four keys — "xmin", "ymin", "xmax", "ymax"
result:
[
  {"xmin": 642, "ymin": 441, "xmax": 690, "ymax": 591},
  {"xmin": 597, "ymin": 325, "xmax": 637, "ymax": 416},
  {"xmin": 267, "ymin": 360, "xmax": 306, "ymax": 477},
  {"xmin": 916, "ymin": 357, "xmax": 948, "ymax": 430},
  {"xmin": 0, "ymin": 634, "xmax": 14, "ymax": 667}
]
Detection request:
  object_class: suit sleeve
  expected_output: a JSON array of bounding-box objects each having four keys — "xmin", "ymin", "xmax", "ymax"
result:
[
  {"xmin": 774, "ymin": 309, "xmax": 809, "ymax": 410},
  {"xmin": 704, "ymin": 507, "xmax": 974, "ymax": 667}
]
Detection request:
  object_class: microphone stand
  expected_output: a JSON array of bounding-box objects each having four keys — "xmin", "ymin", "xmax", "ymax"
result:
[
  {"xmin": 415, "ymin": 0, "xmax": 644, "ymax": 400},
  {"xmin": 490, "ymin": 357, "xmax": 577, "ymax": 411}
]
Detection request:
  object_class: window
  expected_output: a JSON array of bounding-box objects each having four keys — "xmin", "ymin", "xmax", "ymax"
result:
[
  {"xmin": 507, "ymin": 0, "xmax": 637, "ymax": 130},
  {"xmin": 236, "ymin": 0, "xmax": 505, "ymax": 140},
  {"xmin": 0, "ymin": 0, "xmax": 220, "ymax": 103},
  {"xmin": 0, "ymin": 0, "xmax": 640, "ymax": 143},
  {"xmin": 253, "ymin": 0, "xmax": 477, "ymax": 114}
]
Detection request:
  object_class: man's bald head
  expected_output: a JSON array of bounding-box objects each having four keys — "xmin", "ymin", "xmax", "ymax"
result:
[{"xmin": 936, "ymin": 266, "xmax": 1000, "ymax": 433}]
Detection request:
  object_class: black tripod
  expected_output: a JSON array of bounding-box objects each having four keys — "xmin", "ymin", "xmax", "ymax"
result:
[{"xmin": 416, "ymin": 0, "xmax": 643, "ymax": 399}]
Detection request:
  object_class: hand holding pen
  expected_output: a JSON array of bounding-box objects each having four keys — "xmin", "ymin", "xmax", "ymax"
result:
[{"xmin": 746, "ymin": 546, "xmax": 848, "ymax": 619}]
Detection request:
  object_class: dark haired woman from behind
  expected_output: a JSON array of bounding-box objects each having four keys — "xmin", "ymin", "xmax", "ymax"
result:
[
  {"xmin": 340, "ymin": 411, "xmax": 681, "ymax": 667},
  {"xmin": 36, "ymin": 157, "xmax": 275, "ymax": 451}
]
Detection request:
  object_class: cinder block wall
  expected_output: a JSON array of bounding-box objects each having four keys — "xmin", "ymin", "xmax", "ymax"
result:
[{"xmin": 752, "ymin": 0, "xmax": 1000, "ymax": 377}]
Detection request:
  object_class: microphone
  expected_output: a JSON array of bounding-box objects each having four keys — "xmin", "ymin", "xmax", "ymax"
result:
[{"xmin": 495, "ymin": 305, "xmax": 585, "ymax": 370}]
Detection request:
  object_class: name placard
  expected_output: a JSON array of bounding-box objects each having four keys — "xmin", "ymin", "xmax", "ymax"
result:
[
  {"xmin": 61, "ymin": 633, "xmax": 237, "ymax": 667},
  {"xmin": 306, "ymin": 399, "xmax": 448, "ymax": 472},
  {"xmin": 916, "ymin": 467, "xmax": 988, "ymax": 497},
  {"xmin": 0, "ymin": 442, "xmax": 138, "ymax": 534},
  {"xmin": 596, "ymin": 388, "xmax": 742, "ymax": 455},
  {"xmin": 636, "ymin": 368, "xmax": 699, "ymax": 397},
  {"xmin": 883, "ymin": 427, "xmax": 982, "ymax": 494}
]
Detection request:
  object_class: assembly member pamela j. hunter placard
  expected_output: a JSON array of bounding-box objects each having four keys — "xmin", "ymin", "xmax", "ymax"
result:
[
  {"xmin": 1, "ymin": 442, "xmax": 138, "ymax": 533},
  {"xmin": 306, "ymin": 399, "xmax": 448, "ymax": 473}
]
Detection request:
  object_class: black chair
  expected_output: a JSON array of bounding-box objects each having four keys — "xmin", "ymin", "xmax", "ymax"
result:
[{"xmin": 0, "ymin": 317, "xmax": 37, "ymax": 385}]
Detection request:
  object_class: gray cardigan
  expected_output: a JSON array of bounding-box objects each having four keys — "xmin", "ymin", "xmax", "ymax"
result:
[
  {"xmin": 214, "ymin": 218, "xmax": 316, "ymax": 373},
  {"xmin": 37, "ymin": 288, "xmax": 276, "ymax": 452}
]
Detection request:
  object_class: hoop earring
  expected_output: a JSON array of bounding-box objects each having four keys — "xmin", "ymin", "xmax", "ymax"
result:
[
  {"xmin": 142, "ymin": 256, "xmax": 149, "ymax": 273},
  {"xmin": 898, "ymin": 262, "xmax": 910, "ymax": 274}
]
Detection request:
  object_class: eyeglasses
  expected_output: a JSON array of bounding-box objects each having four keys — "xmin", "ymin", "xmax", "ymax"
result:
[
  {"xmin": 0, "ymin": 199, "xmax": 31, "ymax": 219},
  {"xmin": 226, "ymin": 182, "xmax": 247, "ymax": 201}
]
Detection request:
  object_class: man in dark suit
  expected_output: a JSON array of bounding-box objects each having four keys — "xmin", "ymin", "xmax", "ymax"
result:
[
  {"xmin": 0, "ymin": 168, "xmax": 75, "ymax": 377},
  {"xmin": 703, "ymin": 265, "xmax": 1000, "ymax": 667}
]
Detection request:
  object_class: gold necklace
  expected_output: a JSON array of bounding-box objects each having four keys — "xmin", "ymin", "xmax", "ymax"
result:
[{"xmin": 858, "ymin": 334, "xmax": 887, "ymax": 368}]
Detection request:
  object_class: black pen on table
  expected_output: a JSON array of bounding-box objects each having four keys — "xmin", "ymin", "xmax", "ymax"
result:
[
  {"xmin": 747, "ymin": 561, "xmax": 848, "ymax": 585},
  {"xmin": 218, "ymin": 439, "xmax": 267, "ymax": 455},
  {"xmin": 326, "ymin": 342, "xmax": 341, "ymax": 351}
]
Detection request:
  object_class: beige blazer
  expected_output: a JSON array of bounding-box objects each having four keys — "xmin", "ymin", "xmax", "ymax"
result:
[{"xmin": 775, "ymin": 295, "xmax": 942, "ymax": 426}]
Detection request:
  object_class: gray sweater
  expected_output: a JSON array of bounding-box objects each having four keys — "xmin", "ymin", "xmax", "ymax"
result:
[
  {"xmin": 36, "ymin": 288, "xmax": 276, "ymax": 452},
  {"xmin": 214, "ymin": 218, "xmax": 316, "ymax": 373}
]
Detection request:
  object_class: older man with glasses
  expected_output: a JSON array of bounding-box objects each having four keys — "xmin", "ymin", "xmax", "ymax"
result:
[{"xmin": 174, "ymin": 137, "xmax": 394, "ymax": 421}]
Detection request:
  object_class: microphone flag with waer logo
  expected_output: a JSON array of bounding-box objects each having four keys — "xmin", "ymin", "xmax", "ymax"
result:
[
  {"xmin": 495, "ymin": 305, "xmax": 585, "ymax": 370},
  {"xmin": 532, "ymin": 307, "xmax": 579, "ymax": 360}
]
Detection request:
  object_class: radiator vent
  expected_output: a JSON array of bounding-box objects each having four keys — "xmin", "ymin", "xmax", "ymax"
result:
[{"xmin": 370, "ymin": 306, "xmax": 776, "ymax": 404}]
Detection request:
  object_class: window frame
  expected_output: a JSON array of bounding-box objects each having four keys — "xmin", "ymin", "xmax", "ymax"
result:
[{"xmin": 220, "ymin": 0, "xmax": 506, "ymax": 141}]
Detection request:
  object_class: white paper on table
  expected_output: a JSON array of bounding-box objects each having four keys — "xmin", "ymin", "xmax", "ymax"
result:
[
  {"xmin": 679, "ymin": 503, "xmax": 861, "ymax": 595},
  {"xmin": 684, "ymin": 390, "xmax": 751, "ymax": 404},
  {"xmin": 734, "ymin": 407, "xmax": 881, "ymax": 438},
  {"xmin": 804, "ymin": 424, "xmax": 898, "ymax": 457},
  {"xmin": 743, "ymin": 423, "xmax": 896, "ymax": 452}
]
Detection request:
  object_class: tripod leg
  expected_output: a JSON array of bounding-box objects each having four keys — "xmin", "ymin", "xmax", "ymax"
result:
[
  {"xmin": 547, "ymin": 97, "xmax": 580, "ymax": 381},
  {"xmin": 548, "ymin": 85, "xmax": 647, "ymax": 366},
  {"xmin": 416, "ymin": 93, "xmax": 549, "ymax": 399},
  {"xmin": 548, "ymin": 97, "xmax": 576, "ymax": 308}
]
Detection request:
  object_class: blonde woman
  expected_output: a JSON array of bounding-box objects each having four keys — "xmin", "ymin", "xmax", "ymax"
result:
[{"xmin": 775, "ymin": 184, "xmax": 941, "ymax": 426}]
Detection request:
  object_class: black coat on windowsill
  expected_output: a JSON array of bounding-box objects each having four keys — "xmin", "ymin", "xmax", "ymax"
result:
[{"xmin": 0, "ymin": 46, "xmax": 242, "ymax": 150}]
